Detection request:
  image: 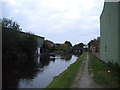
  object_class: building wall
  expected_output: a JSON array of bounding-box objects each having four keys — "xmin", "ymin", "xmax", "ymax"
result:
[
  {"xmin": 118, "ymin": 2, "xmax": 120, "ymax": 65},
  {"xmin": 100, "ymin": 2, "xmax": 119, "ymax": 65},
  {"xmin": 37, "ymin": 37, "xmax": 44, "ymax": 54},
  {"xmin": 90, "ymin": 39, "xmax": 100, "ymax": 59},
  {"xmin": 37, "ymin": 37, "xmax": 44, "ymax": 47}
]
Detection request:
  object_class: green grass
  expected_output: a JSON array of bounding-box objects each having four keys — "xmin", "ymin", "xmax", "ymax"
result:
[
  {"xmin": 89, "ymin": 53, "xmax": 120, "ymax": 88},
  {"xmin": 46, "ymin": 52, "xmax": 87, "ymax": 88}
]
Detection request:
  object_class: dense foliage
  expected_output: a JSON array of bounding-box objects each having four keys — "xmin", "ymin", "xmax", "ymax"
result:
[
  {"xmin": 2, "ymin": 18, "xmax": 38, "ymax": 68},
  {"xmin": 43, "ymin": 40, "xmax": 55, "ymax": 53},
  {"xmin": 73, "ymin": 43, "xmax": 84, "ymax": 49},
  {"xmin": 64, "ymin": 41, "xmax": 72, "ymax": 47},
  {"xmin": 2, "ymin": 18, "xmax": 22, "ymax": 31},
  {"xmin": 55, "ymin": 41, "xmax": 72, "ymax": 53}
]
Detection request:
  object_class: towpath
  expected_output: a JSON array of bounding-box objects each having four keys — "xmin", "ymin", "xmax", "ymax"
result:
[{"xmin": 71, "ymin": 53, "xmax": 101, "ymax": 88}]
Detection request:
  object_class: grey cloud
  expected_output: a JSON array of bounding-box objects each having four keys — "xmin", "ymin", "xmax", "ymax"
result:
[{"xmin": 2, "ymin": 0, "xmax": 104, "ymax": 45}]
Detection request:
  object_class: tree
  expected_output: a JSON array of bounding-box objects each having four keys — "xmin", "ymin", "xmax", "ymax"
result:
[
  {"xmin": 73, "ymin": 43, "xmax": 85, "ymax": 49},
  {"xmin": 43, "ymin": 40, "xmax": 55, "ymax": 53},
  {"xmin": 64, "ymin": 41, "xmax": 72, "ymax": 47},
  {"xmin": 2, "ymin": 18, "xmax": 21, "ymax": 31},
  {"xmin": 2, "ymin": 28, "xmax": 22, "ymax": 61},
  {"xmin": 58, "ymin": 43, "xmax": 72, "ymax": 53},
  {"xmin": 88, "ymin": 40, "xmax": 94, "ymax": 48},
  {"xmin": 2, "ymin": 18, "xmax": 38, "ymax": 67},
  {"xmin": 78, "ymin": 43, "xmax": 85, "ymax": 48},
  {"xmin": 21, "ymin": 33, "xmax": 38, "ymax": 56}
]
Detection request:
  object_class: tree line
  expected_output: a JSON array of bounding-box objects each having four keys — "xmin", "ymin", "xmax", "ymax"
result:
[
  {"xmin": 2, "ymin": 18, "xmax": 38, "ymax": 68},
  {"xmin": 2, "ymin": 18, "xmax": 86, "ymax": 68}
]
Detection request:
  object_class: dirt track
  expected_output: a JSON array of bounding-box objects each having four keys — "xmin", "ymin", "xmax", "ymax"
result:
[{"xmin": 71, "ymin": 53, "xmax": 101, "ymax": 88}]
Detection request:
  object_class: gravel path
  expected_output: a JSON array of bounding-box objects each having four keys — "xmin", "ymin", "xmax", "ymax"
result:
[{"xmin": 71, "ymin": 53, "xmax": 101, "ymax": 88}]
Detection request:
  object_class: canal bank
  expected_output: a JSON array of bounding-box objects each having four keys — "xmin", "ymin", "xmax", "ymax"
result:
[
  {"xmin": 89, "ymin": 53, "xmax": 120, "ymax": 88},
  {"xmin": 47, "ymin": 52, "xmax": 120, "ymax": 88},
  {"xmin": 46, "ymin": 52, "xmax": 86, "ymax": 88}
]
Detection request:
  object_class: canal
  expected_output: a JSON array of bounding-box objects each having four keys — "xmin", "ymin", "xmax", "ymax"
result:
[{"xmin": 3, "ymin": 53, "xmax": 78, "ymax": 88}]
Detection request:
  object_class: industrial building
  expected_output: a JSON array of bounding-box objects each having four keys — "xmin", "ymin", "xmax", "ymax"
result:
[{"xmin": 100, "ymin": 1, "xmax": 120, "ymax": 65}]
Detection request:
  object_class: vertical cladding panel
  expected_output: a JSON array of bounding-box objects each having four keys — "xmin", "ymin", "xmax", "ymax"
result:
[
  {"xmin": 107, "ymin": 2, "xmax": 118, "ymax": 64},
  {"xmin": 100, "ymin": 2, "xmax": 109, "ymax": 63},
  {"xmin": 100, "ymin": 3, "xmax": 104, "ymax": 62},
  {"xmin": 118, "ymin": 2, "xmax": 120, "ymax": 65},
  {"xmin": 100, "ymin": 2, "xmax": 119, "ymax": 64},
  {"xmin": 100, "ymin": 17, "xmax": 103, "ymax": 61}
]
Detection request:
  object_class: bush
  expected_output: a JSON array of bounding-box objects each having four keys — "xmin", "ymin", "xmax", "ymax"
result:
[{"xmin": 2, "ymin": 18, "xmax": 38, "ymax": 68}]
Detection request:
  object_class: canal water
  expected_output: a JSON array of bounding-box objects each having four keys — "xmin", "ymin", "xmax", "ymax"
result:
[{"xmin": 3, "ymin": 54, "xmax": 78, "ymax": 88}]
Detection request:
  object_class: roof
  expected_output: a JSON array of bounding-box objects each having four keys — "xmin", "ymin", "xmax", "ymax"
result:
[
  {"xmin": 100, "ymin": 2, "xmax": 106, "ymax": 19},
  {"xmin": 100, "ymin": 1, "xmax": 120, "ymax": 19},
  {"xmin": 20, "ymin": 31, "xmax": 44, "ymax": 39}
]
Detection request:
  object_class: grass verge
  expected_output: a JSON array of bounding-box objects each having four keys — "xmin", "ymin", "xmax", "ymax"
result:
[
  {"xmin": 46, "ymin": 52, "xmax": 87, "ymax": 88},
  {"xmin": 89, "ymin": 53, "xmax": 120, "ymax": 88}
]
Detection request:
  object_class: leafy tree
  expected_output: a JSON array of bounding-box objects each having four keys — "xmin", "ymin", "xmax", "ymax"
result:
[
  {"xmin": 43, "ymin": 40, "xmax": 55, "ymax": 53},
  {"xmin": 2, "ymin": 28, "xmax": 22, "ymax": 62},
  {"xmin": 64, "ymin": 41, "xmax": 72, "ymax": 47},
  {"xmin": 59, "ymin": 44, "xmax": 68, "ymax": 50},
  {"xmin": 2, "ymin": 18, "xmax": 38, "ymax": 67},
  {"xmin": 21, "ymin": 33, "xmax": 38, "ymax": 56},
  {"xmin": 78, "ymin": 43, "xmax": 85, "ymax": 48},
  {"xmin": 88, "ymin": 40, "xmax": 94, "ymax": 48},
  {"xmin": 59, "ymin": 44, "xmax": 72, "ymax": 53},
  {"xmin": 73, "ymin": 43, "xmax": 85, "ymax": 49},
  {"xmin": 55, "ymin": 43, "xmax": 61, "ymax": 50},
  {"xmin": 2, "ymin": 18, "xmax": 21, "ymax": 31}
]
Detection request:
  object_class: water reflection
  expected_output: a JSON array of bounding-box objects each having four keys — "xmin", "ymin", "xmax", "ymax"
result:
[
  {"xmin": 3, "ymin": 53, "xmax": 78, "ymax": 89},
  {"xmin": 34, "ymin": 55, "xmax": 56, "ymax": 68},
  {"xmin": 3, "ymin": 58, "xmax": 39, "ymax": 88},
  {"xmin": 59, "ymin": 53, "xmax": 72, "ymax": 61}
]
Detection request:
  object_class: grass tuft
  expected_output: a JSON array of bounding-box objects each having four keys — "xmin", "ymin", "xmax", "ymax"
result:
[{"xmin": 89, "ymin": 53, "xmax": 120, "ymax": 88}]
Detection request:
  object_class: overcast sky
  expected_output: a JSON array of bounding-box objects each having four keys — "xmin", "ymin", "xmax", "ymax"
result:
[{"xmin": 2, "ymin": 0, "xmax": 104, "ymax": 45}]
